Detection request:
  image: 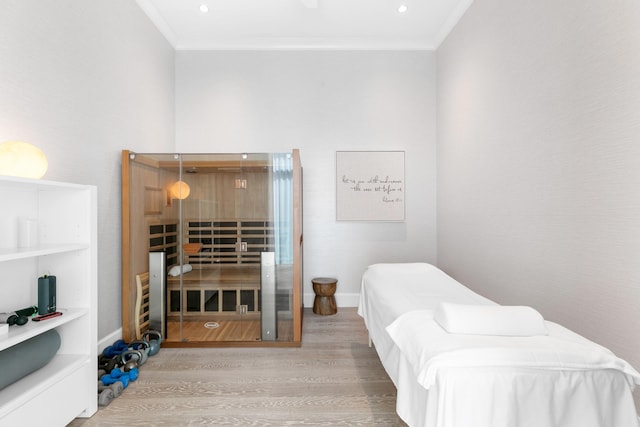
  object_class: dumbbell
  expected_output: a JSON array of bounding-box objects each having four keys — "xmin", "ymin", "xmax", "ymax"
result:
[
  {"xmin": 101, "ymin": 374, "xmax": 128, "ymax": 389},
  {"xmin": 101, "ymin": 367, "xmax": 139, "ymax": 389},
  {"xmin": 0, "ymin": 312, "xmax": 28, "ymax": 326},
  {"xmin": 98, "ymin": 354, "xmax": 120, "ymax": 372},
  {"xmin": 103, "ymin": 339, "xmax": 129, "ymax": 358},
  {"xmin": 142, "ymin": 330, "xmax": 162, "ymax": 356},
  {"xmin": 113, "ymin": 366, "xmax": 139, "ymax": 382},
  {"xmin": 97, "ymin": 378, "xmax": 124, "ymax": 408},
  {"xmin": 98, "ymin": 380, "xmax": 124, "ymax": 398},
  {"xmin": 97, "ymin": 386, "xmax": 114, "ymax": 407}
]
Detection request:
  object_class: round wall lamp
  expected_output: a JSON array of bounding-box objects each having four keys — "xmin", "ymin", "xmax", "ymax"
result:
[
  {"xmin": 0, "ymin": 141, "xmax": 48, "ymax": 179},
  {"xmin": 169, "ymin": 180, "xmax": 191, "ymax": 200}
]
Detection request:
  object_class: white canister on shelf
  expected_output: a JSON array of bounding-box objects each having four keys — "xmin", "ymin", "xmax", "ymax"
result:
[{"xmin": 18, "ymin": 218, "xmax": 38, "ymax": 248}]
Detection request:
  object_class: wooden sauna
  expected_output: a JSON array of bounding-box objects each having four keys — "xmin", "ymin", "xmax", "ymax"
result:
[{"xmin": 121, "ymin": 151, "xmax": 303, "ymax": 347}]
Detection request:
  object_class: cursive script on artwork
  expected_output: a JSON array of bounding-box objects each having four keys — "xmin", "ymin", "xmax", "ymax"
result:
[{"xmin": 341, "ymin": 174, "xmax": 403, "ymax": 203}]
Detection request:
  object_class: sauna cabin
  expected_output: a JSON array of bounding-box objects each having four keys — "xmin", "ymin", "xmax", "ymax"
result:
[{"xmin": 121, "ymin": 150, "xmax": 303, "ymax": 347}]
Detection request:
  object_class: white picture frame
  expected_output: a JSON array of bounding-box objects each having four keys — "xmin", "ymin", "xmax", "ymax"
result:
[{"xmin": 336, "ymin": 151, "xmax": 405, "ymax": 221}]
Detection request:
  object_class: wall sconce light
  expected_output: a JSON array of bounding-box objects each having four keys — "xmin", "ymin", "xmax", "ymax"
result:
[
  {"xmin": 0, "ymin": 141, "xmax": 48, "ymax": 179},
  {"xmin": 235, "ymin": 179, "xmax": 247, "ymax": 189},
  {"xmin": 168, "ymin": 180, "xmax": 190, "ymax": 206}
]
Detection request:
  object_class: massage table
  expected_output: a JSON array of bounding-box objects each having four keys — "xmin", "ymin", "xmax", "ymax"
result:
[{"xmin": 357, "ymin": 263, "xmax": 640, "ymax": 427}]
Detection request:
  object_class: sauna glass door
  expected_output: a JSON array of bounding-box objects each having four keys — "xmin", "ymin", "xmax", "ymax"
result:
[
  {"xmin": 175, "ymin": 153, "xmax": 265, "ymax": 342},
  {"xmin": 125, "ymin": 151, "xmax": 296, "ymax": 345}
]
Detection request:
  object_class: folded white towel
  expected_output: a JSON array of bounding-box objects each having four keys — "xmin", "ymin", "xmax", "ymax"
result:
[
  {"xmin": 434, "ymin": 302, "xmax": 548, "ymax": 336},
  {"xmin": 167, "ymin": 264, "xmax": 193, "ymax": 277}
]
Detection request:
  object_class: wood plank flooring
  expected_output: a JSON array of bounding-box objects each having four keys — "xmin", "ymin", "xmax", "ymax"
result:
[
  {"xmin": 166, "ymin": 319, "xmax": 262, "ymax": 342},
  {"xmin": 164, "ymin": 318, "xmax": 292, "ymax": 343},
  {"xmin": 68, "ymin": 308, "xmax": 406, "ymax": 426}
]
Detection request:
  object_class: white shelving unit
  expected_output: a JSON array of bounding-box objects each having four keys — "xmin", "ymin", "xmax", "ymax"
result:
[{"xmin": 0, "ymin": 176, "xmax": 97, "ymax": 425}]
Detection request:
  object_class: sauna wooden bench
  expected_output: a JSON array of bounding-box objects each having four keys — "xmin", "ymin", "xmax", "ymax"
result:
[{"xmin": 167, "ymin": 266, "xmax": 261, "ymax": 319}]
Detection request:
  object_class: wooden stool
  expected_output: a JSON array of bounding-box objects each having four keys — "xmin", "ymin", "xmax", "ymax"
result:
[{"xmin": 312, "ymin": 277, "xmax": 337, "ymax": 315}]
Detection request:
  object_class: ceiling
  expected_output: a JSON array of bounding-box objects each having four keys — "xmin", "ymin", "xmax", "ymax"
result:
[{"xmin": 135, "ymin": 0, "xmax": 473, "ymax": 50}]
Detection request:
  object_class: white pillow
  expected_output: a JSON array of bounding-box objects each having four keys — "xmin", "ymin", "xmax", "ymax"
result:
[
  {"xmin": 167, "ymin": 264, "xmax": 193, "ymax": 277},
  {"xmin": 433, "ymin": 302, "xmax": 548, "ymax": 336}
]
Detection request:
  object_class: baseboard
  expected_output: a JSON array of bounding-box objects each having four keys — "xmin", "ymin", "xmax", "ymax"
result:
[
  {"xmin": 98, "ymin": 328, "xmax": 122, "ymax": 354},
  {"xmin": 303, "ymin": 292, "xmax": 360, "ymax": 309}
]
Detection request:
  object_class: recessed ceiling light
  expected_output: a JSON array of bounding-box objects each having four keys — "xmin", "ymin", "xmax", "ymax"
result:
[
  {"xmin": 398, "ymin": 4, "xmax": 408, "ymax": 13},
  {"xmin": 199, "ymin": 4, "xmax": 209, "ymax": 13}
]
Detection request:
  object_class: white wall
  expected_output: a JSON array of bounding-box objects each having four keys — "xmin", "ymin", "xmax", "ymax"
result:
[
  {"xmin": 176, "ymin": 51, "xmax": 437, "ymax": 304},
  {"xmin": 0, "ymin": 0, "xmax": 175, "ymax": 338},
  {"xmin": 437, "ymin": 0, "xmax": 640, "ymax": 390}
]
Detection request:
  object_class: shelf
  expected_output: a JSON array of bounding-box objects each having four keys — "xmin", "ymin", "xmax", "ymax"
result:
[
  {"xmin": 0, "ymin": 244, "xmax": 90, "ymax": 262},
  {"xmin": 0, "ymin": 353, "xmax": 89, "ymax": 419},
  {"xmin": 0, "ymin": 175, "xmax": 90, "ymax": 191},
  {"xmin": 0, "ymin": 175, "xmax": 97, "ymax": 423},
  {"xmin": 0, "ymin": 308, "xmax": 88, "ymax": 352}
]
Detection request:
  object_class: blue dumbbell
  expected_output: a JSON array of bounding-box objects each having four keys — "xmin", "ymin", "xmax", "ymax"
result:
[
  {"xmin": 102, "ymin": 340, "xmax": 128, "ymax": 358},
  {"xmin": 101, "ymin": 373, "xmax": 128, "ymax": 389},
  {"xmin": 111, "ymin": 367, "xmax": 139, "ymax": 382},
  {"xmin": 100, "ymin": 367, "xmax": 139, "ymax": 390}
]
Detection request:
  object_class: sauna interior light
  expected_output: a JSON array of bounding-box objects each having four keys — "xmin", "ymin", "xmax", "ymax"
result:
[
  {"xmin": 170, "ymin": 180, "xmax": 191, "ymax": 200},
  {"xmin": 398, "ymin": 4, "xmax": 408, "ymax": 13},
  {"xmin": 0, "ymin": 141, "xmax": 48, "ymax": 179},
  {"xmin": 199, "ymin": 4, "xmax": 209, "ymax": 13}
]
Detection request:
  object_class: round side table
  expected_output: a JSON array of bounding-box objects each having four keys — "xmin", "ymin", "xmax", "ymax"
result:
[{"xmin": 312, "ymin": 277, "xmax": 337, "ymax": 315}]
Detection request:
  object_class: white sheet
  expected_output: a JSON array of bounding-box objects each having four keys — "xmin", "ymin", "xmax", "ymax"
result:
[
  {"xmin": 387, "ymin": 309, "xmax": 640, "ymax": 390},
  {"xmin": 409, "ymin": 366, "xmax": 639, "ymax": 427},
  {"xmin": 357, "ymin": 263, "xmax": 494, "ymax": 385},
  {"xmin": 358, "ymin": 262, "xmax": 640, "ymax": 427}
]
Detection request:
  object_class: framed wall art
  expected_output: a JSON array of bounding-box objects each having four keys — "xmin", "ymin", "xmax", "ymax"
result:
[{"xmin": 336, "ymin": 151, "xmax": 405, "ymax": 221}]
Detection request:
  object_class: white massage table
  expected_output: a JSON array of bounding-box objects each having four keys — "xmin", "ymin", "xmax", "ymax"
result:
[{"xmin": 357, "ymin": 263, "xmax": 640, "ymax": 427}]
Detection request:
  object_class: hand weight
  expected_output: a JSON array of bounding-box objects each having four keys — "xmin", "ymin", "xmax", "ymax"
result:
[
  {"xmin": 103, "ymin": 339, "xmax": 128, "ymax": 358},
  {"xmin": 0, "ymin": 313, "xmax": 28, "ymax": 326},
  {"xmin": 101, "ymin": 373, "xmax": 128, "ymax": 389},
  {"xmin": 97, "ymin": 387, "xmax": 114, "ymax": 406},
  {"xmin": 101, "ymin": 367, "xmax": 138, "ymax": 389},
  {"xmin": 98, "ymin": 354, "xmax": 121, "ymax": 372},
  {"xmin": 98, "ymin": 380, "xmax": 124, "ymax": 398}
]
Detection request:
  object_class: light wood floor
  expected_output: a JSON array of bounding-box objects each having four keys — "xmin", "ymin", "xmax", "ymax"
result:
[
  {"xmin": 164, "ymin": 317, "xmax": 292, "ymax": 343},
  {"xmin": 68, "ymin": 308, "xmax": 406, "ymax": 426}
]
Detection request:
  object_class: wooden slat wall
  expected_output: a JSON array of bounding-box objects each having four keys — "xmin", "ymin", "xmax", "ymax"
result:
[{"xmin": 184, "ymin": 219, "xmax": 274, "ymax": 266}]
